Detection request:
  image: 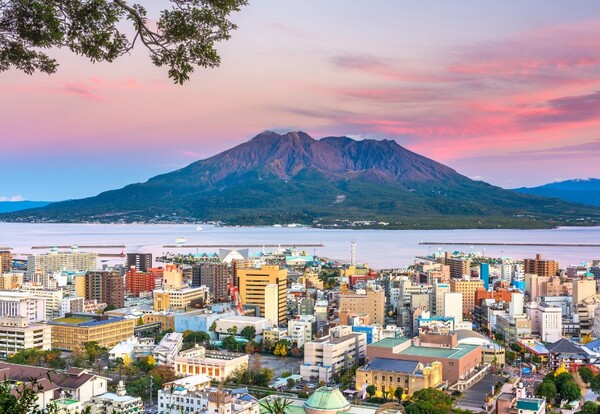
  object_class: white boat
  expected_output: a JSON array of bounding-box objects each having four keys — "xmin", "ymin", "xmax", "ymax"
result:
[
  {"xmin": 196, "ymin": 226, "xmax": 203, "ymax": 231},
  {"xmin": 272, "ymin": 224, "xmax": 282, "ymax": 228},
  {"xmin": 175, "ymin": 237, "xmax": 187, "ymax": 243}
]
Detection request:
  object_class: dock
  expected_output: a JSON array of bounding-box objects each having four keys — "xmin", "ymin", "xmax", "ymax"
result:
[
  {"xmin": 419, "ymin": 242, "xmax": 600, "ymax": 247},
  {"xmin": 31, "ymin": 245, "xmax": 126, "ymax": 249},
  {"xmin": 163, "ymin": 243, "xmax": 324, "ymax": 248}
]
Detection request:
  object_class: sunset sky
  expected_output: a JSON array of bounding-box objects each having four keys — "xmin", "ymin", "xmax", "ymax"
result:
[{"xmin": 3, "ymin": 1, "xmax": 600, "ymax": 201}]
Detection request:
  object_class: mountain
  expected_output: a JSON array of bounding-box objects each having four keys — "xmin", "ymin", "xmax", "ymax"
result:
[
  {"xmin": 514, "ymin": 179, "xmax": 600, "ymax": 207},
  {"xmin": 0, "ymin": 201, "xmax": 51, "ymax": 213},
  {"xmin": 4, "ymin": 131, "xmax": 600, "ymax": 229}
]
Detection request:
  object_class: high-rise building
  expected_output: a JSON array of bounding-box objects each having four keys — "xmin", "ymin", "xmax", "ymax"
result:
[
  {"xmin": 431, "ymin": 283, "xmax": 450, "ymax": 316},
  {"xmin": 443, "ymin": 292, "xmax": 463, "ymax": 323},
  {"xmin": 162, "ymin": 264, "xmax": 183, "ymax": 289},
  {"xmin": 573, "ymin": 278, "xmax": 597, "ymax": 305},
  {"xmin": 450, "ymin": 278, "xmax": 484, "ymax": 315},
  {"xmin": 0, "ymin": 250, "xmax": 13, "ymax": 274},
  {"xmin": 338, "ymin": 288, "xmax": 386, "ymax": 325},
  {"xmin": 480, "ymin": 263, "xmax": 490, "ymax": 290},
  {"xmin": 444, "ymin": 252, "xmax": 472, "ymax": 279},
  {"xmin": 236, "ymin": 265, "xmax": 287, "ymax": 325},
  {"xmin": 0, "ymin": 273, "xmax": 22, "ymax": 290},
  {"xmin": 125, "ymin": 267, "xmax": 156, "ymax": 296},
  {"xmin": 26, "ymin": 247, "xmax": 97, "ymax": 277},
  {"xmin": 524, "ymin": 254, "xmax": 558, "ymax": 277},
  {"xmin": 191, "ymin": 263, "xmax": 230, "ymax": 302},
  {"xmin": 85, "ymin": 270, "xmax": 124, "ymax": 309},
  {"xmin": 0, "ymin": 292, "xmax": 46, "ymax": 322},
  {"xmin": 126, "ymin": 253, "xmax": 152, "ymax": 272}
]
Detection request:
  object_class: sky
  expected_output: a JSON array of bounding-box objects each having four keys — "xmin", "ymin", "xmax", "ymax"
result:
[{"xmin": 3, "ymin": 1, "xmax": 600, "ymax": 201}]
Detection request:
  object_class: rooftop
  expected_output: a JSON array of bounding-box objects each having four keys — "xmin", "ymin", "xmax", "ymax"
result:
[
  {"xmin": 360, "ymin": 358, "xmax": 419, "ymax": 374},
  {"xmin": 369, "ymin": 337, "xmax": 410, "ymax": 348},
  {"xmin": 399, "ymin": 343, "xmax": 480, "ymax": 359},
  {"xmin": 515, "ymin": 398, "xmax": 544, "ymax": 411}
]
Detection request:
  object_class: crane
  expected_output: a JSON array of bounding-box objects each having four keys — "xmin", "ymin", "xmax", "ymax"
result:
[{"xmin": 228, "ymin": 281, "xmax": 244, "ymax": 315}]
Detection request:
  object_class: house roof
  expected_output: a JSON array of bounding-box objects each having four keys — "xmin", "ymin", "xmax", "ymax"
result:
[
  {"xmin": 0, "ymin": 362, "xmax": 101, "ymax": 391},
  {"xmin": 304, "ymin": 387, "xmax": 351, "ymax": 411},
  {"xmin": 546, "ymin": 338, "xmax": 583, "ymax": 354},
  {"xmin": 360, "ymin": 358, "xmax": 420, "ymax": 374}
]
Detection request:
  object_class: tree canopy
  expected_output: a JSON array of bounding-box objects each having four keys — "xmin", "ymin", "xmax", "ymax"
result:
[{"xmin": 0, "ymin": 0, "xmax": 247, "ymax": 84}]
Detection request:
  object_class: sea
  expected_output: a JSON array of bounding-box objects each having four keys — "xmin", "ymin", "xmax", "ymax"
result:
[{"xmin": 0, "ymin": 223, "xmax": 599, "ymax": 269}]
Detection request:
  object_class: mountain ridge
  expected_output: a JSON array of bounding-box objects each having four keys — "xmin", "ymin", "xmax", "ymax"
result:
[
  {"xmin": 514, "ymin": 178, "xmax": 600, "ymax": 207},
  {"xmin": 4, "ymin": 131, "xmax": 600, "ymax": 229}
]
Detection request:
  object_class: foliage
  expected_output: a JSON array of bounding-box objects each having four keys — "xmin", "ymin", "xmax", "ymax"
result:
[
  {"xmin": 0, "ymin": 0, "xmax": 248, "ymax": 84},
  {"xmin": 576, "ymin": 401, "xmax": 599, "ymax": 414},
  {"xmin": 505, "ymin": 350, "xmax": 516, "ymax": 365},
  {"xmin": 405, "ymin": 388, "xmax": 453, "ymax": 414},
  {"xmin": 531, "ymin": 355, "xmax": 542, "ymax": 364},
  {"xmin": 135, "ymin": 355, "xmax": 156, "ymax": 372},
  {"xmin": 7, "ymin": 348, "xmax": 65, "ymax": 369},
  {"xmin": 509, "ymin": 343, "xmax": 522, "ymax": 353},
  {"xmin": 578, "ymin": 366, "xmax": 594, "ymax": 384},
  {"xmin": 83, "ymin": 341, "xmax": 105, "ymax": 363},
  {"xmin": 394, "ymin": 386, "xmax": 404, "ymax": 402},
  {"xmin": 126, "ymin": 364, "xmax": 176, "ymax": 400},
  {"xmin": 230, "ymin": 366, "xmax": 274, "ymax": 387},
  {"xmin": 0, "ymin": 378, "xmax": 61, "ymax": 414},
  {"xmin": 592, "ymin": 374, "xmax": 600, "ymax": 393},
  {"xmin": 286, "ymin": 378, "xmax": 296, "ymax": 388},
  {"xmin": 534, "ymin": 381, "xmax": 557, "ymax": 402},
  {"xmin": 493, "ymin": 332, "xmax": 504, "ymax": 342},
  {"xmin": 366, "ymin": 384, "xmax": 376, "ymax": 398},
  {"xmin": 221, "ymin": 334, "xmax": 242, "ymax": 352},
  {"xmin": 273, "ymin": 340, "xmax": 291, "ymax": 357},
  {"xmin": 209, "ymin": 322, "xmax": 217, "ymax": 332},
  {"xmin": 103, "ymin": 304, "xmax": 117, "ymax": 312},
  {"xmin": 245, "ymin": 340, "xmax": 259, "ymax": 354},
  {"xmin": 281, "ymin": 371, "xmax": 292, "ymax": 378},
  {"xmin": 227, "ymin": 326, "xmax": 238, "ymax": 336},
  {"xmin": 561, "ymin": 381, "xmax": 581, "ymax": 402},
  {"xmin": 260, "ymin": 397, "xmax": 292, "ymax": 414},
  {"xmin": 240, "ymin": 326, "xmax": 256, "ymax": 341}
]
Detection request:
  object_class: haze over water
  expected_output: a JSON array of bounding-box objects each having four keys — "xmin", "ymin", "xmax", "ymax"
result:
[{"xmin": 1, "ymin": 223, "xmax": 599, "ymax": 269}]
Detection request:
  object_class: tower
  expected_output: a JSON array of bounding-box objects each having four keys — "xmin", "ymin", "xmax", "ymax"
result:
[{"xmin": 350, "ymin": 242, "xmax": 356, "ymax": 266}]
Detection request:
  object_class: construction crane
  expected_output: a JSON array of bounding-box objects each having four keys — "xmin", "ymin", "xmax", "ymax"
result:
[{"xmin": 228, "ymin": 281, "xmax": 244, "ymax": 315}]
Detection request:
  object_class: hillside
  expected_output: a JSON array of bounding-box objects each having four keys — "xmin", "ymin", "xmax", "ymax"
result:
[
  {"xmin": 4, "ymin": 131, "xmax": 600, "ymax": 229},
  {"xmin": 514, "ymin": 178, "xmax": 600, "ymax": 207}
]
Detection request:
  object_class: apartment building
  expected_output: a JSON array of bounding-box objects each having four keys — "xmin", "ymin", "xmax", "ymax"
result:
[
  {"xmin": 338, "ymin": 288, "xmax": 386, "ymax": 325},
  {"xmin": 0, "ymin": 316, "xmax": 51, "ymax": 356},
  {"xmin": 192, "ymin": 263, "xmax": 230, "ymax": 302},
  {"xmin": 524, "ymin": 254, "xmax": 558, "ymax": 277},
  {"xmin": 27, "ymin": 247, "xmax": 97, "ymax": 277},
  {"xmin": 450, "ymin": 278, "xmax": 484, "ymax": 315},
  {"xmin": 85, "ymin": 270, "xmax": 124, "ymax": 309}
]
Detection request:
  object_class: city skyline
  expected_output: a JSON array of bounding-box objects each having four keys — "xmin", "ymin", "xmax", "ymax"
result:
[{"xmin": 3, "ymin": 1, "xmax": 600, "ymax": 200}]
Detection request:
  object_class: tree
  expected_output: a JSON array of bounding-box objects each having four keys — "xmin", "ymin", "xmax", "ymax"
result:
[
  {"xmin": 287, "ymin": 377, "xmax": 296, "ymax": 389},
  {"xmin": 245, "ymin": 340, "xmax": 258, "ymax": 354},
  {"xmin": 534, "ymin": 381, "xmax": 557, "ymax": 402},
  {"xmin": 260, "ymin": 397, "xmax": 292, "ymax": 414},
  {"xmin": 83, "ymin": 341, "xmax": 103, "ymax": 363},
  {"xmin": 0, "ymin": 0, "xmax": 248, "ymax": 84},
  {"xmin": 366, "ymin": 385, "xmax": 377, "ymax": 398},
  {"xmin": 209, "ymin": 322, "xmax": 217, "ymax": 332},
  {"xmin": 221, "ymin": 335, "xmax": 239, "ymax": 352},
  {"xmin": 394, "ymin": 386, "xmax": 404, "ymax": 402},
  {"xmin": 577, "ymin": 401, "xmax": 599, "ymax": 414},
  {"xmin": 509, "ymin": 343, "xmax": 522, "ymax": 353},
  {"xmin": 561, "ymin": 381, "xmax": 582, "ymax": 402},
  {"xmin": 579, "ymin": 366, "xmax": 594, "ymax": 384},
  {"xmin": 227, "ymin": 326, "xmax": 238, "ymax": 336},
  {"xmin": 273, "ymin": 342, "xmax": 288, "ymax": 357},
  {"xmin": 240, "ymin": 326, "xmax": 256, "ymax": 341},
  {"xmin": 554, "ymin": 372, "xmax": 574, "ymax": 394}
]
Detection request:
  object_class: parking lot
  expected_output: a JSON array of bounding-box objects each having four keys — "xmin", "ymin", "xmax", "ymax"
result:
[{"xmin": 257, "ymin": 354, "xmax": 302, "ymax": 377}]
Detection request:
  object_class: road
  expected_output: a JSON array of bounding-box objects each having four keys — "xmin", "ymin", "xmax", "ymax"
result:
[{"xmin": 454, "ymin": 373, "xmax": 499, "ymax": 412}]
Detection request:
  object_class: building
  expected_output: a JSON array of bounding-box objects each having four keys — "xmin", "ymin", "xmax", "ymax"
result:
[
  {"xmin": 300, "ymin": 325, "xmax": 367, "ymax": 382},
  {"xmin": 236, "ymin": 265, "xmax": 287, "ymax": 325},
  {"xmin": 126, "ymin": 253, "xmax": 152, "ymax": 272},
  {"xmin": 19, "ymin": 287, "xmax": 64, "ymax": 319},
  {"xmin": 0, "ymin": 250, "xmax": 13, "ymax": 273},
  {"xmin": 496, "ymin": 314, "xmax": 532, "ymax": 343},
  {"xmin": 85, "ymin": 270, "xmax": 125, "ymax": 309},
  {"xmin": 163, "ymin": 264, "xmax": 184, "ymax": 289},
  {"xmin": 61, "ymin": 296, "xmax": 85, "ymax": 317},
  {"xmin": 0, "ymin": 316, "xmax": 51, "ymax": 356},
  {"xmin": 450, "ymin": 278, "xmax": 484, "ymax": 315},
  {"xmin": 84, "ymin": 381, "xmax": 142, "ymax": 414},
  {"xmin": 288, "ymin": 316, "xmax": 317, "ymax": 348},
  {"xmin": 27, "ymin": 247, "xmax": 97, "ymax": 277},
  {"xmin": 192, "ymin": 263, "xmax": 230, "ymax": 302},
  {"xmin": 525, "ymin": 302, "xmax": 562, "ymax": 343},
  {"xmin": 444, "ymin": 253, "xmax": 471, "ymax": 279},
  {"xmin": 0, "ymin": 273, "xmax": 22, "ymax": 290},
  {"xmin": 338, "ymin": 288, "xmax": 386, "ymax": 325},
  {"xmin": 366, "ymin": 333, "xmax": 482, "ymax": 388},
  {"xmin": 524, "ymin": 254, "xmax": 558, "ymax": 277},
  {"xmin": 443, "ymin": 292, "xmax": 463, "ymax": 324},
  {"xmin": 355, "ymin": 358, "xmax": 443, "ymax": 397},
  {"xmin": 0, "ymin": 291, "xmax": 46, "ymax": 322},
  {"xmin": 125, "ymin": 267, "xmax": 156, "ymax": 296},
  {"xmin": 153, "ymin": 286, "xmax": 209, "ymax": 311},
  {"xmin": 431, "ymin": 283, "xmax": 450, "ymax": 316},
  {"xmin": 480, "ymin": 263, "xmax": 490, "ymax": 290},
  {"xmin": 48, "ymin": 313, "xmax": 135, "ymax": 350},
  {"xmin": 573, "ymin": 278, "xmax": 597, "ymax": 305},
  {"xmin": 0, "ymin": 362, "xmax": 109, "ymax": 405},
  {"xmin": 174, "ymin": 345, "xmax": 249, "ymax": 381},
  {"xmin": 154, "ymin": 332, "xmax": 183, "ymax": 366},
  {"xmin": 214, "ymin": 315, "xmax": 272, "ymax": 337}
]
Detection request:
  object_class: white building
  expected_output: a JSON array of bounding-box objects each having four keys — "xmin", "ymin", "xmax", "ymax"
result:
[
  {"xmin": 20, "ymin": 287, "xmax": 64, "ymax": 319},
  {"xmin": 84, "ymin": 381, "xmax": 142, "ymax": 414},
  {"xmin": 525, "ymin": 302, "xmax": 562, "ymax": 343},
  {"xmin": 0, "ymin": 316, "xmax": 51, "ymax": 356},
  {"xmin": 288, "ymin": 316, "xmax": 316, "ymax": 348},
  {"xmin": 265, "ymin": 284, "xmax": 279, "ymax": 326},
  {"xmin": 300, "ymin": 325, "xmax": 367, "ymax": 382},
  {"xmin": 0, "ymin": 291, "xmax": 46, "ymax": 322},
  {"xmin": 215, "ymin": 315, "xmax": 272, "ymax": 337},
  {"xmin": 154, "ymin": 332, "xmax": 183, "ymax": 366},
  {"xmin": 432, "ymin": 283, "xmax": 450, "ymax": 316},
  {"xmin": 443, "ymin": 292, "xmax": 463, "ymax": 322},
  {"xmin": 60, "ymin": 296, "xmax": 84, "ymax": 317},
  {"xmin": 27, "ymin": 247, "xmax": 97, "ymax": 277},
  {"xmin": 109, "ymin": 337, "xmax": 155, "ymax": 361},
  {"xmin": 174, "ymin": 345, "xmax": 249, "ymax": 381}
]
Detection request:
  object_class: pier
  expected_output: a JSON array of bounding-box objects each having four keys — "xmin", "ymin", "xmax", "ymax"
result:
[
  {"xmin": 419, "ymin": 242, "xmax": 600, "ymax": 247},
  {"xmin": 31, "ymin": 245, "xmax": 126, "ymax": 249},
  {"xmin": 163, "ymin": 243, "xmax": 324, "ymax": 248}
]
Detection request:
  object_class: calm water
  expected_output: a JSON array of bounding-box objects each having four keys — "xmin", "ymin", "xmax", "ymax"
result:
[{"xmin": 0, "ymin": 223, "xmax": 599, "ymax": 269}]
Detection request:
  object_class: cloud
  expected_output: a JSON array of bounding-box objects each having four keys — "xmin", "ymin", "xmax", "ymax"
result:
[{"xmin": 0, "ymin": 195, "xmax": 24, "ymax": 202}]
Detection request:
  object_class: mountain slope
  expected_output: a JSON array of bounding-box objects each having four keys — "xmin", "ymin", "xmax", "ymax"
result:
[
  {"xmin": 514, "ymin": 178, "xmax": 600, "ymax": 207},
  {"xmin": 4, "ymin": 131, "xmax": 600, "ymax": 228}
]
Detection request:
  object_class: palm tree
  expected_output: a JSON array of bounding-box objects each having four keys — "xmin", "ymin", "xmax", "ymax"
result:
[{"xmin": 260, "ymin": 397, "xmax": 292, "ymax": 414}]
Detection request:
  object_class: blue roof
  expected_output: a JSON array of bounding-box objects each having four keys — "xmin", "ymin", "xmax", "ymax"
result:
[{"xmin": 362, "ymin": 358, "xmax": 419, "ymax": 374}]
